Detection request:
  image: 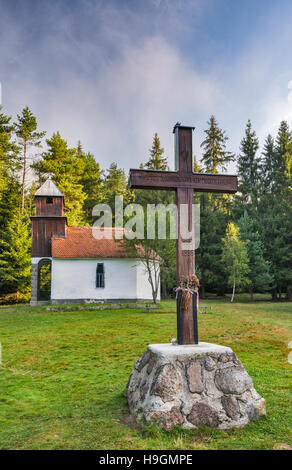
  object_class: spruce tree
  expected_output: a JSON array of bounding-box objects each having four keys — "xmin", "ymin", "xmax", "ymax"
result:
[
  {"xmin": 0, "ymin": 211, "xmax": 31, "ymax": 294},
  {"xmin": 238, "ymin": 212, "xmax": 274, "ymax": 301},
  {"xmin": 103, "ymin": 162, "xmax": 132, "ymax": 214},
  {"xmin": 258, "ymin": 191, "xmax": 292, "ymax": 300},
  {"xmin": 0, "ymin": 107, "xmax": 21, "ymax": 230},
  {"xmin": 32, "ymin": 132, "xmax": 87, "ymax": 226},
  {"xmin": 145, "ymin": 133, "xmax": 168, "ymax": 170},
  {"xmin": 258, "ymin": 122, "xmax": 292, "ymax": 300},
  {"xmin": 136, "ymin": 133, "xmax": 172, "ymax": 208},
  {"xmin": 14, "ymin": 107, "xmax": 45, "ymax": 214},
  {"xmin": 221, "ymin": 222, "xmax": 249, "ymax": 302},
  {"xmin": 193, "ymin": 156, "xmax": 202, "ymax": 173},
  {"xmin": 197, "ymin": 117, "xmax": 235, "ymax": 296},
  {"xmin": 0, "ymin": 106, "xmax": 20, "ymax": 177},
  {"xmin": 78, "ymin": 148, "xmax": 104, "ymax": 223},
  {"xmin": 200, "ymin": 116, "xmax": 235, "ymax": 173},
  {"xmin": 274, "ymin": 120, "xmax": 292, "ymax": 191},
  {"xmin": 196, "ymin": 205, "xmax": 230, "ymax": 297},
  {"xmin": 237, "ymin": 120, "xmax": 260, "ymax": 211},
  {"xmin": 261, "ymin": 134, "xmax": 276, "ymax": 191}
]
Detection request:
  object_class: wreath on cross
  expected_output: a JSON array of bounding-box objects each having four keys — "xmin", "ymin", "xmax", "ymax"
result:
[{"xmin": 174, "ymin": 274, "xmax": 200, "ymax": 310}]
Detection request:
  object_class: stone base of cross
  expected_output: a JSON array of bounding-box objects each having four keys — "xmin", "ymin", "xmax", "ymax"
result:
[
  {"xmin": 130, "ymin": 124, "xmax": 237, "ymax": 344},
  {"xmin": 127, "ymin": 342, "xmax": 266, "ymax": 429}
]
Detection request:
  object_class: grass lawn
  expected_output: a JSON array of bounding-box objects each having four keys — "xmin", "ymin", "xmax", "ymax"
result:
[{"xmin": 0, "ymin": 299, "xmax": 291, "ymax": 450}]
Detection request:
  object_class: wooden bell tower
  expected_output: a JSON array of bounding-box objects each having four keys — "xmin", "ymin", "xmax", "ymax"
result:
[
  {"xmin": 31, "ymin": 178, "xmax": 67, "ymax": 257},
  {"xmin": 31, "ymin": 178, "xmax": 67, "ymax": 305}
]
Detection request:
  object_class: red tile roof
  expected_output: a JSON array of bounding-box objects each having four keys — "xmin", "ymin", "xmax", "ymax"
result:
[{"xmin": 52, "ymin": 226, "xmax": 129, "ymax": 259}]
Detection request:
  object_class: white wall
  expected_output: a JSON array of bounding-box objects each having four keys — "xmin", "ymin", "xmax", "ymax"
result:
[
  {"xmin": 136, "ymin": 261, "xmax": 160, "ymax": 301},
  {"xmin": 51, "ymin": 258, "xmax": 157, "ymax": 301}
]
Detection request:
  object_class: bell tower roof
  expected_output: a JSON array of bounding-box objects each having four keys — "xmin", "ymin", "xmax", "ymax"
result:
[{"xmin": 35, "ymin": 178, "xmax": 64, "ymax": 197}]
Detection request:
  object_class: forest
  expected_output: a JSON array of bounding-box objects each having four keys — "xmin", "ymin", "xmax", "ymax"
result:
[{"xmin": 0, "ymin": 106, "xmax": 291, "ymax": 303}]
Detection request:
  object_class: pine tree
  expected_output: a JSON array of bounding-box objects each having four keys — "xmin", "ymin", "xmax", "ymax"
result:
[
  {"xmin": 0, "ymin": 106, "xmax": 20, "ymax": 178},
  {"xmin": 0, "ymin": 211, "xmax": 31, "ymax": 294},
  {"xmin": 32, "ymin": 132, "xmax": 87, "ymax": 226},
  {"xmin": 200, "ymin": 116, "xmax": 235, "ymax": 173},
  {"xmin": 261, "ymin": 134, "xmax": 276, "ymax": 191},
  {"xmin": 238, "ymin": 212, "xmax": 274, "ymax": 301},
  {"xmin": 196, "ymin": 204, "xmax": 230, "ymax": 297},
  {"xmin": 136, "ymin": 133, "xmax": 172, "ymax": 208},
  {"xmin": 274, "ymin": 120, "xmax": 292, "ymax": 191},
  {"xmin": 221, "ymin": 222, "xmax": 249, "ymax": 302},
  {"xmin": 0, "ymin": 107, "xmax": 21, "ymax": 230},
  {"xmin": 196, "ymin": 118, "xmax": 235, "ymax": 296},
  {"xmin": 77, "ymin": 147, "xmax": 104, "ymax": 223},
  {"xmin": 144, "ymin": 133, "xmax": 168, "ymax": 170},
  {"xmin": 14, "ymin": 107, "xmax": 46, "ymax": 214},
  {"xmin": 193, "ymin": 156, "xmax": 202, "ymax": 173},
  {"xmin": 237, "ymin": 120, "xmax": 260, "ymax": 211},
  {"xmin": 258, "ymin": 122, "xmax": 292, "ymax": 300},
  {"xmin": 77, "ymin": 140, "xmax": 83, "ymax": 155},
  {"xmin": 258, "ymin": 193, "xmax": 292, "ymax": 300},
  {"xmin": 103, "ymin": 162, "xmax": 132, "ymax": 215}
]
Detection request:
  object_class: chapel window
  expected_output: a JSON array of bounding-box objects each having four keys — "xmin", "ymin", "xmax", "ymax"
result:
[{"xmin": 96, "ymin": 263, "xmax": 105, "ymax": 288}]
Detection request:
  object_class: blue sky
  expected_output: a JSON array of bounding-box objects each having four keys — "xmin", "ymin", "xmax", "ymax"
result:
[{"xmin": 1, "ymin": 0, "xmax": 292, "ymax": 173}]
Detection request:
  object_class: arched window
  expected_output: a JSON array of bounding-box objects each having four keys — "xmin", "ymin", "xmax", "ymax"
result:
[{"xmin": 96, "ymin": 263, "xmax": 105, "ymax": 288}]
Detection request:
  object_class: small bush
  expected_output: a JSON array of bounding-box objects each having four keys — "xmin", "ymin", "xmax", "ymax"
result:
[{"xmin": 0, "ymin": 291, "xmax": 30, "ymax": 305}]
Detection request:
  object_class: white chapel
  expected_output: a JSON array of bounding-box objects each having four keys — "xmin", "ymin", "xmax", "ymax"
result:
[{"xmin": 30, "ymin": 179, "xmax": 160, "ymax": 305}]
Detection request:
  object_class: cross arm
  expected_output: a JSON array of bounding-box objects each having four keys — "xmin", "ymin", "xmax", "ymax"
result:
[{"xmin": 129, "ymin": 169, "xmax": 238, "ymax": 193}]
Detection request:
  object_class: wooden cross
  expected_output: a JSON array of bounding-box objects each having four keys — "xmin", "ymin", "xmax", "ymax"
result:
[{"xmin": 129, "ymin": 123, "xmax": 238, "ymax": 345}]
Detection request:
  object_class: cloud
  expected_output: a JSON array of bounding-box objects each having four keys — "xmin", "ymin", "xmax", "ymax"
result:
[
  {"xmin": 2, "ymin": 0, "xmax": 292, "ymax": 178},
  {"xmin": 206, "ymin": 1, "xmax": 292, "ymax": 158},
  {"xmin": 1, "ymin": 1, "xmax": 217, "ymax": 171},
  {"xmin": 92, "ymin": 36, "xmax": 217, "ymax": 169}
]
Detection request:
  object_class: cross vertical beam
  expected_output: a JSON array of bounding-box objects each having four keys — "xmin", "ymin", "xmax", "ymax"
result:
[
  {"xmin": 177, "ymin": 186, "xmax": 195, "ymax": 344},
  {"xmin": 175, "ymin": 125, "xmax": 196, "ymax": 344},
  {"xmin": 129, "ymin": 123, "xmax": 238, "ymax": 346}
]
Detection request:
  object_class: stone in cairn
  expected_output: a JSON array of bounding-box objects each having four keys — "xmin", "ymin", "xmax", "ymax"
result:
[{"xmin": 127, "ymin": 343, "xmax": 266, "ymax": 430}]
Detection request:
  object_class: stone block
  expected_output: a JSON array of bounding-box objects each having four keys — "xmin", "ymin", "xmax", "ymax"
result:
[
  {"xmin": 187, "ymin": 402, "xmax": 218, "ymax": 427},
  {"xmin": 186, "ymin": 362, "xmax": 204, "ymax": 393},
  {"xmin": 151, "ymin": 406, "xmax": 184, "ymax": 430},
  {"xmin": 215, "ymin": 366, "xmax": 253, "ymax": 394},
  {"xmin": 151, "ymin": 364, "xmax": 180, "ymax": 402},
  {"xmin": 127, "ymin": 342, "xmax": 265, "ymax": 430}
]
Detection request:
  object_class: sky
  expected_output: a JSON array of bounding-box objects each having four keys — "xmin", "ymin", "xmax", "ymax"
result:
[{"xmin": 1, "ymin": 0, "xmax": 292, "ymax": 174}]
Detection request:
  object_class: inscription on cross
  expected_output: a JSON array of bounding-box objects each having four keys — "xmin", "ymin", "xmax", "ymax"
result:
[{"xmin": 130, "ymin": 123, "xmax": 238, "ymax": 345}]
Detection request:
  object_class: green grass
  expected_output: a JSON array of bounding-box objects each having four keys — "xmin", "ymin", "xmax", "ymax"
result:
[{"xmin": 0, "ymin": 300, "xmax": 291, "ymax": 450}]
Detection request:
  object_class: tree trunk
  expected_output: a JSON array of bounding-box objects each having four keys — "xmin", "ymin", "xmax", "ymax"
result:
[
  {"xmin": 200, "ymin": 285, "xmax": 206, "ymax": 299},
  {"xmin": 21, "ymin": 141, "xmax": 27, "ymax": 214},
  {"xmin": 147, "ymin": 260, "xmax": 160, "ymax": 304},
  {"xmin": 271, "ymin": 288, "xmax": 277, "ymax": 301},
  {"xmin": 216, "ymin": 288, "xmax": 225, "ymax": 297},
  {"xmin": 150, "ymin": 278, "xmax": 157, "ymax": 304},
  {"xmin": 161, "ymin": 281, "xmax": 168, "ymax": 300},
  {"xmin": 286, "ymin": 284, "xmax": 292, "ymax": 301},
  {"xmin": 231, "ymin": 280, "xmax": 235, "ymax": 302},
  {"xmin": 249, "ymin": 288, "xmax": 254, "ymax": 302}
]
